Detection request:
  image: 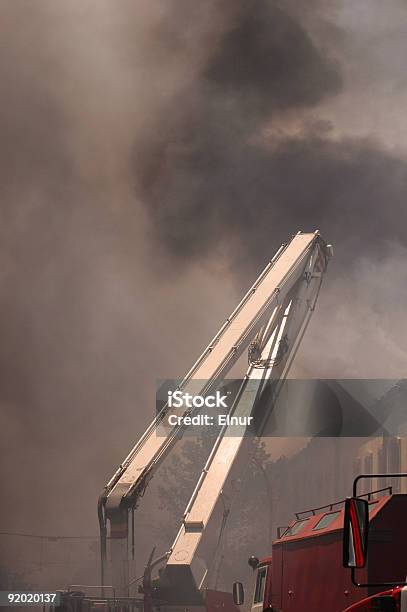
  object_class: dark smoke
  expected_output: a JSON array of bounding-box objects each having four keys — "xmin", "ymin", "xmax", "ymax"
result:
[
  {"xmin": 133, "ymin": 0, "xmax": 407, "ymax": 280},
  {"xmin": 133, "ymin": 0, "xmax": 344, "ymax": 266},
  {"xmin": 205, "ymin": 2, "xmax": 341, "ymax": 113}
]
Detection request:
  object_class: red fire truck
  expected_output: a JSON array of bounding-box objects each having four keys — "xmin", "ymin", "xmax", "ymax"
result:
[{"xmin": 233, "ymin": 473, "xmax": 407, "ymax": 612}]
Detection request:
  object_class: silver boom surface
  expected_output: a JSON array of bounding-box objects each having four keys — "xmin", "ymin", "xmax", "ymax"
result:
[{"xmin": 98, "ymin": 230, "xmax": 332, "ymax": 597}]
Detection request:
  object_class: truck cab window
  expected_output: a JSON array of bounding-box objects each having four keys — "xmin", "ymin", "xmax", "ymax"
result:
[{"xmin": 253, "ymin": 567, "xmax": 267, "ymax": 604}]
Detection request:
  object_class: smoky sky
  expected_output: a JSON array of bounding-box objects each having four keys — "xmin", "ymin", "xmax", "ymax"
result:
[
  {"xmin": 2, "ymin": 0, "xmax": 407, "ymax": 587},
  {"xmin": 204, "ymin": 2, "xmax": 341, "ymax": 113},
  {"xmin": 133, "ymin": 0, "xmax": 407, "ymax": 277}
]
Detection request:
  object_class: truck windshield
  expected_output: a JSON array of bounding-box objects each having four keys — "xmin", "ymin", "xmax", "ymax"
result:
[{"xmin": 253, "ymin": 567, "xmax": 267, "ymax": 604}]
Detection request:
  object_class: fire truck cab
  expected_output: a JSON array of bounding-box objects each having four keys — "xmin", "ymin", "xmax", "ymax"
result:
[{"xmin": 234, "ymin": 482, "xmax": 407, "ymax": 612}]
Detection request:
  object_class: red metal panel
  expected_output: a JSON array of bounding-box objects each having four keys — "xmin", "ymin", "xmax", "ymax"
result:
[
  {"xmin": 367, "ymin": 495, "xmax": 407, "ymax": 588},
  {"xmin": 277, "ymin": 532, "xmax": 368, "ymax": 611},
  {"xmin": 265, "ymin": 552, "xmax": 280, "ymax": 609}
]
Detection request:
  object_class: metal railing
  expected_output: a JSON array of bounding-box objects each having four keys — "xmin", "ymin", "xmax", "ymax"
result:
[
  {"xmin": 295, "ymin": 485, "xmax": 393, "ymax": 520},
  {"xmin": 276, "ymin": 484, "xmax": 394, "ymax": 538}
]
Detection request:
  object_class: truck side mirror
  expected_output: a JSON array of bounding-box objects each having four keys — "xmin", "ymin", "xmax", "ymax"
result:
[
  {"xmin": 232, "ymin": 582, "xmax": 244, "ymax": 606},
  {"xmin": 343, "ymin": 497, "xmax": 369, "ymax": 568},
  {"xmin": 248, "ymin": 556, "xmax": 259, "ymax": 570}
]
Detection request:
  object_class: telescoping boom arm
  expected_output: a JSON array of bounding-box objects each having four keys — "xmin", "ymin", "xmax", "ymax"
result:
[{"xmin": 98, "ymin": 230, "xmax": 332, "ymax": 596}]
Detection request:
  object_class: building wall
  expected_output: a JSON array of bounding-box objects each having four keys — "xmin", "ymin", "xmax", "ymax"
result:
[{"xmin": 356, "ymin": 436, "xmax": 407, "ymax": 494}]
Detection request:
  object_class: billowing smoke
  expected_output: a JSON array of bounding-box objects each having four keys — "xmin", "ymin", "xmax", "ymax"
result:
[
  {"xmin": 1, "ymin": 0, "xmax": 407, "ymax": 590},
  {"xmin": 133, "ymin": 0, "xmax": 342, "ymax": 263},
  {"xmin": 133, "ymin": 1, "xmax": 407, "ymax": 273}
]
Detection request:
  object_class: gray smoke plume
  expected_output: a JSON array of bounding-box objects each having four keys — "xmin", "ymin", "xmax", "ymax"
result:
[
  {"xmin": 1, "ymin": 0, "xmax": 407, "ymax": 589},
  {"xmin": 133, "ymin": 1, "xmax": 407, "ymax": 274},
  {"xmin": 133, "ymin": 0, "xmax": 342, "ymax": 263}
]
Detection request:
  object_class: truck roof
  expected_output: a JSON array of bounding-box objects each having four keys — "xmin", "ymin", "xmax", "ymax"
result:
[{"xmin": 273, "ymin": 494, "xmax": 390, "ymax": 544}]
